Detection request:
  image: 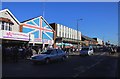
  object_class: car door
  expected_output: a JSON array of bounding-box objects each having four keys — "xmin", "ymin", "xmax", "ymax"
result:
[
  {"xmin": 49, "ymin": 49, "xmax": 58, "ymax": 60},
  {"xmin": 57, "ymin": 49, "xmax": 64, "ymax": 59}
]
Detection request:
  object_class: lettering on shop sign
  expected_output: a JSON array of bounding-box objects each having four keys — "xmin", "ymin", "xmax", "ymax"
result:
[
  {"xmin": 34, "ymin": 38, "xmax": 42, "ymax": 42},
  {"xmin": 6, "ymin": 32, "xmax": 28, "ymax": 37},
  {"xmin": 6, "ymin": 32, "xmax": 12, "ymax": 37},
  {"xmin": 3, "ymin": 31, "xmax": 29, "ymax": 41}
]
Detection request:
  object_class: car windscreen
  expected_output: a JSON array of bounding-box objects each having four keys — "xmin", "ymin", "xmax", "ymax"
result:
[
  {"xmin": 81, "ymin": 48, "xmax": 89, "ymax": 50},
  {"xmin": 41, "ymin": 50, "xmax": 53, "ymax": 54}
]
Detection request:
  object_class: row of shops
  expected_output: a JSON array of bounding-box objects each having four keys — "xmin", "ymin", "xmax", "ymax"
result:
[
  {"xmin": 0, "ymin": 9, "xmax": 55, "ymax": 50},
  {"xmin": 0, "ymin": 9, "xmax": 104, "ymax": 52}
]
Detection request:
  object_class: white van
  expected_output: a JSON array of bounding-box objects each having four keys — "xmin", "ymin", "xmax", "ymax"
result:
[{"xmin": 80, "ymin": 46, "xmax": 94, "ymax": 56}]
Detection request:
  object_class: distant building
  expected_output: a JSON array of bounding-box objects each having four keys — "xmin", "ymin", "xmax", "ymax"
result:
[
  {"xmin": 50, "ymin": 23, "xmax": 82, "ymax": 49},
  {"xmin": 93, "ymin": 38, "xmax": 103, "ymax": 45},
  {"xmin": 81, "ymin": 35, "xmax": 97, "ymax": 46}
]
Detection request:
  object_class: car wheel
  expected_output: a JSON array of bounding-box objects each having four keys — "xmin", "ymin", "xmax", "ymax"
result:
[{"xmin": 45, "ymin": 58, "xmax": 50, "ymax": 64}]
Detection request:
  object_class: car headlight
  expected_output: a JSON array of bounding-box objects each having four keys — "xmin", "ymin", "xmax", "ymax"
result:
[{"xmin": 32, "ymin": 57, "xmax": 36, "ymax": 59}]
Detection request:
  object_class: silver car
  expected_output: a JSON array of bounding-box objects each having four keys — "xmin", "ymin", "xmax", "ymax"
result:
[
  {"xmin": 30, "ymin": 49, "xmax": 68, "ymax": 64},
  {"xmin": 80, "ymin": 46, "xmax": 94, "ymax": 56}
]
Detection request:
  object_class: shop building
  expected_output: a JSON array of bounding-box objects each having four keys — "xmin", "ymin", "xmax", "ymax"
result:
[
  {"xmin": 20, "ymin": 16, "xmax": 55, "ymax": 49},
  {"xmin": 50, "ymin": 23, "xmax": 82, "ymax": 49},
  {"xmin": 81, "ymin": 35, "xmax": 97, "ymax": 46},
  {"xmin": 0, "ymin": 9, "xmax": 29, "ymax": 48},
  {"xmin": 93, "ymin": 38, "xmax": 104, "ymax": 46},
  {"xmin": 0, "ymin": 9, "xmax": 30, "ymax": 62},
  {"xmin": 0, "ymin": 9, "xmax": 20, "ymax": 32}
]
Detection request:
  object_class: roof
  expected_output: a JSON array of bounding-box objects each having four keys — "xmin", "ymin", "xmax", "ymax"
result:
[
  {"xmin": 82, "ymin": 35, "xmax": 96, "ymax": 42},
  {"xmin": 21, "ymin": 16, "xmax": 40, "ymax": 23},
  {"xmin": 21, "ymin": 16, "xmax": 54, "ymax": 31},
  {"xmin": 0, "ymin": 9, "xmax": 20, "ymax": 25}
]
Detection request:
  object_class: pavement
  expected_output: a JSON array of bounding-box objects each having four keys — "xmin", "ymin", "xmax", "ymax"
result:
[
  {"xmin": 68, "ymin": 52, "xmax": 80, "ymax": 55},
  {"xmin": 68, "ymin": 52, "xmax": 106, "ymax": 56}
]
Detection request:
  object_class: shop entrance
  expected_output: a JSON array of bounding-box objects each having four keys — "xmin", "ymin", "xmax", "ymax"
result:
[{"xmin": 2, "ymin": 39, "xmax": 29, "ymax": 62}]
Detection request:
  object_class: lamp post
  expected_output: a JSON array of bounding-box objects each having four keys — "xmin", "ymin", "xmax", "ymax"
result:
[{"xmin": 77, "ymin": 19, "xmax": 83, "ymax": 52}]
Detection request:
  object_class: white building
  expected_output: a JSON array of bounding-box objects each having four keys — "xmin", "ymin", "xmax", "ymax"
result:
[
  {"xmin": 50, "ymin": 23, "xmax": 82, "ymax": 48},
  {"xmin": 93, "ymin": 38, "xmax": 103, "ymax": 45},
  {"xmin": 0, "ymin": 9, "xmax": 20, "ymax": 32},
  {"xmin": 56, "ymin": 23, "xmax": 81, "ymax": 40},
  {"xmin": 0, "ymin": 9, "xmax": 30, "ymax": 47}
]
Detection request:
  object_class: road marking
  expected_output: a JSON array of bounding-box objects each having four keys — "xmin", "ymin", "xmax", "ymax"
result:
[
  {"xmin": 94, "ymin": 52, "xmax": 106, "ymax": 56},
  {"xmin": 73, "ymin": 57, "xmax": 104, "ymax": 77},
  {"xmin": 100, "ymin": 52, "xmax": 106, "ymax": 55},
  {"xmin": 87, "ymin": 59, "xmax": 104, "ymax": 69}
]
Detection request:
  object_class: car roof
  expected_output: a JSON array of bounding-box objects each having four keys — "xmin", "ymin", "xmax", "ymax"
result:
[{"xmin": 82, "ymin": 46, "xmax": 93, "ymax": 48}]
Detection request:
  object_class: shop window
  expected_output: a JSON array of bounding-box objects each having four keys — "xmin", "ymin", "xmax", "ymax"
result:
[
  {"xmin": 62, "ymin": 32, "xmax": 64, "ymax": 37},
  {"xmin": 0, "ymin": 21, "xmax": 2, "ymax": 30},
  {"xmin": 5, "ymin": 23, "xmax": 7, "ymax": 30},
  {"xmin": 2, "ymin": 22, "xmax": 4, "ymax": 30},
  {"xmin": 7, "ymin": 23, "xmax": 9, "ymax": 31},
  {"xmin": 1, "ymin": 21, "xmax": 12, "ymax": 31},
  {"xmin": 9, "ymin": 26, "xmax": 12, "ymax": 31}
]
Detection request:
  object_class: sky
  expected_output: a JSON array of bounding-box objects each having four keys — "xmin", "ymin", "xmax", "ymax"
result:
[{"xmin": 2, "ymin": 2, "xmax": 118, "ymax": 45}]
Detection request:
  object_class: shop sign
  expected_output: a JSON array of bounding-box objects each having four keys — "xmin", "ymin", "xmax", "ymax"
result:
[
  {"xmin": 31, "ymin": 38, "xmax": 54, "ymax": 44},
  {"xmin": 34, "ymin": 38, "xmax": 42, "ymax": 43},
  {"xmin": 2, "ymin": 30, "xmax": 29, "ymax": 41},
  {"xmin": 42, "ymin": 39, "xmax": 53, "ymax": 44}
]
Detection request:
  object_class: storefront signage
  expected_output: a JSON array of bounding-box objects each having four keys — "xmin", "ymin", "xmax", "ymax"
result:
[
  {"xmin": 2, "ymin": 30, "xmax": 29, "ymax": 41},
  {"xmin": 34, "ymin": 38, "xmax": 42, "ymax": 43},
  {"xmin": 34, "ymin": 38, "xmax": 53, "ymax": 44}
]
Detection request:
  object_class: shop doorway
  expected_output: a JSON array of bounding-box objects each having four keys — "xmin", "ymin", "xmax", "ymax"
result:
[{"xmin": 2, "ymin": 39, "xmax": 29, "ymax": 62}]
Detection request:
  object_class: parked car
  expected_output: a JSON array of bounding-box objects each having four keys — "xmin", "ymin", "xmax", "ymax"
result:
[
  {"xmin": 80, "ymin": 46, "xmax": 94, "ymax": 56},
  {"xmin": 30, "ymin": 49, "xmax": 68, "ymax": 64}
]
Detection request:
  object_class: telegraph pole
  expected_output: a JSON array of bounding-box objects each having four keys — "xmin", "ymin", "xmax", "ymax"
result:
[
  {"xmin": 42, "ymin": 0, "xmax": 46, "ymax": 18},
  {"xmin": 77, "ymin": 19, "xmax": 82, "ymax": 52},
  {"xmin": 77, "ymin": 20, "xmax": 79, "ymax": 51}
]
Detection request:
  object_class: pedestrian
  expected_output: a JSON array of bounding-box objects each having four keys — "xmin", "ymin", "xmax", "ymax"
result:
[
  {"xmin": 29, "ymin": 47, "xmax": 33, "ymax": 57},
  {"xmin": 38, "ymin": 48, "xmax": 41, "ymax": 54},
  {"xmin": 18, "ymin": 46, "xmax": 23, "ymax": 59},
  {"xmin": 22, "ymin": 46, "xmax": 26, "ymax": 59},
  {"xmin": 27, "ymin": 47, "xmax": 33, "ymax": 59},
  {"xmin": 108, "ymin": 47, "xmax": 112, "ymax": 55},
  {"xmin": 32, "ymin": 48, "xmax": 37, "ymax": 55},
  {"xmin": 73, "ymin": 48, "xmax": 75, "ymax": 53},
  {"xmin": 2, "ymin": 46, "xmax": 6, "ymax": 62},
  {"xmin": 12, "ymin": 46, "xmax": 19, "ymax": 62}
]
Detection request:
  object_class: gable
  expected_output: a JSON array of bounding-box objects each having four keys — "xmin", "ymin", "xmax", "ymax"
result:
[
  {"xmin": 0, "ymin": 9, "xmax": 20, "ymax": 32},
  {"xmin": 21, "ymin": 16, "xmax": 54, "ymax": 44}
]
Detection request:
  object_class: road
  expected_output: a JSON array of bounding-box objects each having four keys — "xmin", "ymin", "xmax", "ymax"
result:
[{"xmin": 2, "ymin": 52, "xmax": 119, "ymax": 78}]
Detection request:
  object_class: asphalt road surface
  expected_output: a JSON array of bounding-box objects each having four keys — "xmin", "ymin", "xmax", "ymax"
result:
[{"xmin": 2, "ymin": 52, "xmax": 119, "ymax": 78}]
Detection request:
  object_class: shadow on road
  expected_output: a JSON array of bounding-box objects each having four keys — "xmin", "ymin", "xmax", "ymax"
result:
[{"xmin": 2, "ymin": 52, "xmax": 119, "ymax": 78}]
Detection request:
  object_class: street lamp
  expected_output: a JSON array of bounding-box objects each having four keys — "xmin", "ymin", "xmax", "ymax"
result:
[{"xmin": 77, "ymin": 19, "xmax": 83, "ymax": 51}]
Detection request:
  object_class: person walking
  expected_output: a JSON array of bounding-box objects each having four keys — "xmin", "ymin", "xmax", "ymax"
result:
[
  {"xmin": 12, "ymin": 46, "xmax": 18, "ymax": 62},
  {"xmin": 38, "ymin": 48, "xmax": 42, "ymax": 54}
]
